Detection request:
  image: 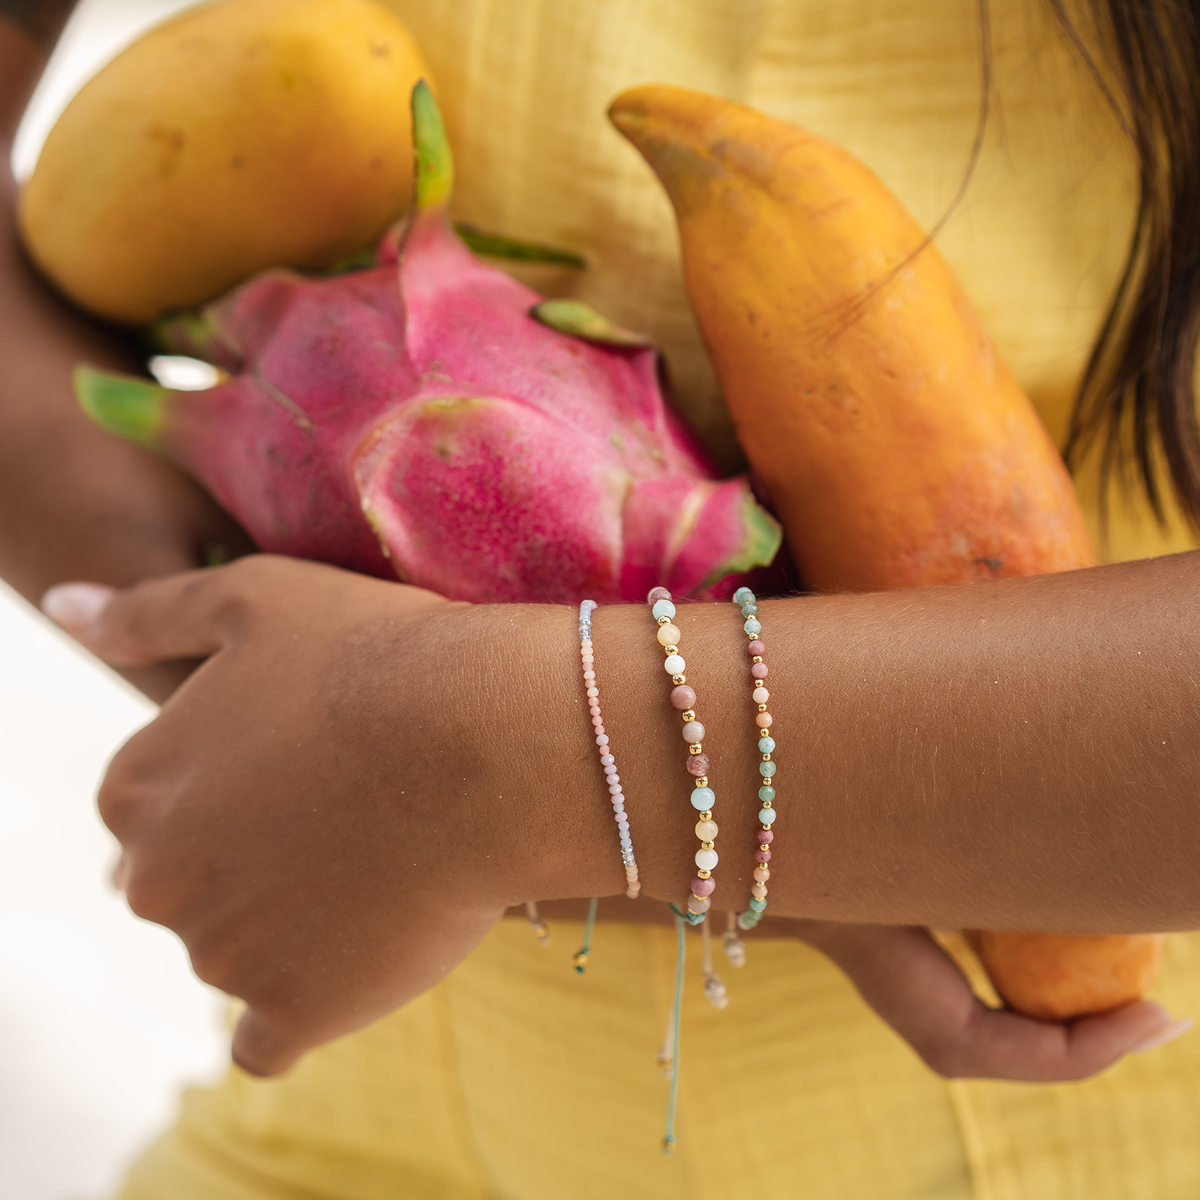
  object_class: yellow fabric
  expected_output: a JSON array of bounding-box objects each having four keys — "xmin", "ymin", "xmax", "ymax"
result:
[{"xmin": 115, "ymin": 0, "xmax": 1200, "ymax": 1196}]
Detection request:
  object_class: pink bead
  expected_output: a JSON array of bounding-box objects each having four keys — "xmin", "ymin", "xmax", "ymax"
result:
[
  {"xmin": 756, "ymin": 712, "xmax": 773, "ymax": 728},
  {"xmin": 686, "ymin": 754, "xmax": 710, "ymax": 777},
  {"xmin": 647, "ymin": 586, "xmax": 672, "ymax": 603},
  {"xmin": 752, "ymin": 687, "xmax": 770, "ymax": 704},
  {"xmin": 751, "ymin": 662, "xmax": 768, "ymax": 679},
  {"xmin": 692, "ymin": 876, "xmax": 716, "ymax": 897},
  {"xmin": 751, "ymin": 883, "xmax": 768, "ymax": 899},
  {"xmin": 755, "ymin": 849, "xmax": 772, "ymax": 863},
  {"xmin": 754, "ymin": 866, "xmax": 770, "ymax": 882},
  {"xmin": 747, "ymin": 640, "xmax": 765, "ymax": 656},
  {"xmin": 593, "ymin": 723, "xmax": 605, "ymax": 735},
  {"xmin": 670, "ymin": 685, "xmax": 697, "ymax": 710},
  {"xmin": 600, "ymin": 754, "xmax": 615, "ymax": 766},
  {"xmin": 759, "ymin": 830, "xmax": 775, "ymax": 844}
]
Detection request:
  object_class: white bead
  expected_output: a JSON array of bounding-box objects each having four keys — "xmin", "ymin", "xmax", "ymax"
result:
[
  {"xmin": 752, "ymin": 686, "xmax": 769, "ymax": 704},
  {"xmin": 681, "ymin": 720, "xmax": 705, "ymax": 743},
  {"xmin": 695, "ymin": 848, "xmax": 719, "ymax": 871},
  {"xmin": 663, "ymin": 654, "xmax": 685, "ymax": 675}
]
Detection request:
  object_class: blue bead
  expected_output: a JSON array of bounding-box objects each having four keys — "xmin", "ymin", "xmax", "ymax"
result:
[
  {"xmin": 758, "ymin": 785, "xmax": 776, "ymax": 803},
  {"xmin": 733, "ymin": 586, "xmax": 755, "ymax": 605},
  {"xmin": 737, "ymin": 913, "xmax": 757, "ymax": 930},
  {"xmin": 690, "ymin": 786, "xmax": 716, "ymax": 811},
  {"xmin": 740, "ymin": 602, "xmax": 758, "ymax": 617},
  {"xmin": 759, "ymin": 806, "xmax": 778, "ymax": 824},
  {"xmin": 748, "ymin": 898, "xmax": 767, "ymax": 912},
  {"xmin": 759, "ymin": 760, "xmax": 777, "ymax": 778},
  {"xmin": 758, "ymin": 736, "xmax": 776, "ymax": 754},
  {"xmin": 651, "ymin": 598, "xmax": 676, "ymax": 621},
  {"xmin": 743, "ymin": 617, "xmax": 762, "ymax": 636}
]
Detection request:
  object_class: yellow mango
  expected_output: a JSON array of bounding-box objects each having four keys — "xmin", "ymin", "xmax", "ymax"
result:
[{"xmin": 19, "ymin": 0, "xmax": 431, "ymax": 323}]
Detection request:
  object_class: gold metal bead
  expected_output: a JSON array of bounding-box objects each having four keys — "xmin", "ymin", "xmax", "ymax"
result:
[
  {"xmin": 681, "ymin": 710, "xmax": 696, "ymax": 722},
  {"xmin": 672, "ymin": 674, "xmax": 686, "ymax": 685},
  {"xmin": 657, "ymin": 615, "xmax": 671, "ymax": 626},
  {"xmin": 665, "ymin": 645, "xmax": 679, "ymax": 655},
  {"xmin": 760, "ymin": 843, "xmax": 771, "ymax": 852},
  {"xmin": 699, "ymin": 810, "xmax": 713, "ymax": 820},
  {"xmin": 697, "ymin": 868, "xmax": 712, "ymax": 879},
  {"xmin": 701, "ymin": 840, "xmax": 715, "ymax": 850},
  {"xmin": 761, "ymin": 800, "xmax": 774, "ymax": 809},
  {"xmin": 762, "ymin": 753, "xmax": 772, "ymax": 762},
  {"xmin": 689, "ymin": 743, "xmax": 703, "ymax": 754},
  {"xmin": 752, "ymin": 656, "xmax": 764, "ymax": 663},
  {"xmin": 695, "ymin": 776, "xmax": 709, "ymax": 787},
  {"xmin": 757, "ymin": 703, "xmax": 768, "ymax": 712}
]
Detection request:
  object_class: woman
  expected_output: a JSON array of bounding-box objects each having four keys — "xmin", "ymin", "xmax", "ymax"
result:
[{"xmin": 3, "ymin": 0, "xmax": 1199, "ymax": 1196}]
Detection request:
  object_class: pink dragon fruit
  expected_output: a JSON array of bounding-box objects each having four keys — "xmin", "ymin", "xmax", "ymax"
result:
[{"xmin": 75, "ymin": 82, "xmax": 780, "ymax": 603}]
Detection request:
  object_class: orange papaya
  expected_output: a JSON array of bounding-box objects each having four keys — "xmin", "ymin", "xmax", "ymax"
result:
[{"xmin": 610, "ymin": 83, "xmax": 1163, "ymax": 1020}]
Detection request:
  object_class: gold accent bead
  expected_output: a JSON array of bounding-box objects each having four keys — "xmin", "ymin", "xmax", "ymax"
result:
[
  {"xmin": 697, "ymin": 869, "xmax": 712, "ymax": 879},
  {"xmin": 701, "ymin": 840, "xmax": 715, "ymax": 850},
  {"xmin": 681, "ymin": 710, "xmax": 696, "ymax": 722},
  {"xmin": 689, "ymin": 743, "xmax": 703, "ymax": 754},
  {"xmin": 760, "ymin": 843, "xmax": 771, "ymax": 851},
  {"xmin": 761, "ymin": 800, "xmax": 774, "ymax": 809},
  {"xmin": 695, "ymin": 776, "xmax": 708, "ymax": 787},
  {"xmin": 672, "ymin": 674, "xmax": 686, "ymax": 685},
  {"xmin": 700, "ymin": 809, "xmax": 713, "ymax": 820},
  {"xmin": 757, "ymin": 703, "xmax": 768, "ymax": 712},
  {"xmin": 657, "ymin": 615, "xmax": 671, "ymax": 626},
  {"xmin": 762, "ymin": 753, "xmax": 772, "ymax": 762},
  {"xmin": 665, "ymin": 645, "xmax": 679, "ymax": 655},
  {"xmin": 752, "ymin": 656, "xmax": 764, "ymax": 664}
]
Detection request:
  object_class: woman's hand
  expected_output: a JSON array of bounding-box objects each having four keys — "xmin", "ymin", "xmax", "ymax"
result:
[
  {"xmin": 41, "ymin": 556, "xmax": 613, "ymax": 1076},
  {"xmin": 789, "ymin": 920, "xmax": 1190, "ymax": 1081}
]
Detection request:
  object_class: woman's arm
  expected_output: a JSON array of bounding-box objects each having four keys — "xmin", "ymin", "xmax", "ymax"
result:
[
  {"xmin": 41, "ymin": 549, "xmax": 1200, "ymax": 1071},
  {"xmin": 0, "ymin": 10, "xmax": 250, "ymax": 698}
]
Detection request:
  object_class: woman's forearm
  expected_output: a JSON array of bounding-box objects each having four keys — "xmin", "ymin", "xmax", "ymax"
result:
[{"xmin": 498, "ymin": 552, "xmax": 1200, "ymax": 933}]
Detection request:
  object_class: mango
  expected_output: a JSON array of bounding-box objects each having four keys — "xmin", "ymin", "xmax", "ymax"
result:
[{"xmin": 19, "ymin": 0, "xmax": 431, "ymax": 323}]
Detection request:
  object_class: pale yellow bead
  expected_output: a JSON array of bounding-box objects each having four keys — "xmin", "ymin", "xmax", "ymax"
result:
[
  {"xmin": 695, "ymin": 819, "xmax": 718, "ymax": 841},
  {"xmin": 657, "ymin": 624, "xmax": 681, "ymax": 646}
]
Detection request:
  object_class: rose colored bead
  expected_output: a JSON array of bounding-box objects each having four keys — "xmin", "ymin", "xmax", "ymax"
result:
[
  {"xmin": 756, "ymin": 712, "xmax": 773, "ymax": 728},
  {"xmin": 670, "ymin": 685, "xmax": 697, "ymax": 710},
  {"xmin": 751, "ymin": 883, "xmax": 768, "ymax": 899},
  {"xmin": 759, "ymin": 829, "xmax": 774, "ymax": 844},
  {"xmin": 754, "ymin": 866, "xmax": 770, "ymax": 882},
  {"xmin": 592, "ymin": 716, "xmax": 604, "ymax": 727},
  {"xmin": 747, "ymin": 640, "xmax": 766, "ymax": 656},
  {"xmin": 647, "ymin": 586, "xmax": 672, "ymax": 603},
  {"xmin": 686, "ymin": 754, "xmax": 711, "ymax": 777},
  {"xmin": 691, "ymin": 876, "xmax": 716, "ymax": 897},
  {"xmin": 755, "ymin": 849, "xmax": 772, "ymax": 863},
  {"xmin": 752, "ymin": 687, "xmax": 770, "ymax": 704},
  {"xmin": 751, "ymin": 662, "xmax": 769, "ymax": 679}
]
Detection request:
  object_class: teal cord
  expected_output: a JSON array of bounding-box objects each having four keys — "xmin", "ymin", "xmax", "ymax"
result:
[
  {"xmin": 663, "ymin": 912, "xmax": 686, "ymax": 1154},
  {"xmin": 572, "ymin": 896, "xmax": 600, "ymax": 974}
]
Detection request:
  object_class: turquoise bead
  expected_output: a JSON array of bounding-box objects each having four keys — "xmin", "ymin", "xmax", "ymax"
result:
[
  {"xmin": 651, "ymin": 598, "xmax": 676, "ymax": 621},
  {"xmin": 758, "ymin": 736, "xmax": 776, "ymax": 754},
  {"xmin": 690, "ymin": 786, "xmax": 716, "ymax": 811},
  {"xmin": 759, "ymin": 760, "xmax": 777, "ymax": 778},
  {"xmin": 760, "ymin": 806, "xmax": 778, "ymax": 824},
  {"xmin": 749, "ymin": 898, "xmax": 767, "ymax": 912},
  {"xmin": 740, "ymin": 602, "xmax": 758, "ymax": 617},
  {"xmin": 743, "ymin": 617, "xmax": 762, "ymax": 636},
  {"xmin": 733, "ymin": 586, "xmax": 755, "ymax": 605},
  {"xmin": 758, "ymin": 785, "xmax": 776, "ymax": 803}
]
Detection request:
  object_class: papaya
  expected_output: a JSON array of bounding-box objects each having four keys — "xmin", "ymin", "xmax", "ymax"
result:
[
  {"xmin": 19, "ymin": 0, "xmax": 430, "ymax": 323},
  {"xmin": 609, "ymin": 83, "xmax": 1163, "ymax": 1020}
]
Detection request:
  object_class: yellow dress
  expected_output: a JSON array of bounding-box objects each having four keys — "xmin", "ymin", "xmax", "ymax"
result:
[{"xmin": 116, "ymin": 1, "xmax": 1200, "ymax": 1195}]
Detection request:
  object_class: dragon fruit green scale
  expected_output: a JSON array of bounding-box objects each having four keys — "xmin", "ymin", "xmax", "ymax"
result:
[{"xmin": 75, "ymin": 81, "xmax": 780, "ymax": 603}]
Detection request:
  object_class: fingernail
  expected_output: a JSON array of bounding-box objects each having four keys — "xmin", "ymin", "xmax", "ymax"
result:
[
  {"xmin": 41, "ymin": 582, "xmax": 116, "ymax": 630},
  {"xmin": 1131, "ymin": 1017, "xmax": 1194, "ymax": 1054}
]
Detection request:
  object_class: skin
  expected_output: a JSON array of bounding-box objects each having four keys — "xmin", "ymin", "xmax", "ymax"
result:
[{"xmin": 2, "ymin": 2, "xmax": 1192, "ymax": 1095}]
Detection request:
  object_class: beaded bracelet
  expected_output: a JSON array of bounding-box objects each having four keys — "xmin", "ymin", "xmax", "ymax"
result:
[
  {"xmin": 732, "ymin": 586, "xmax": 777, "ymax": 931},
  {"xmin": 647, "ymin": 586, "xmax": 719, "ymax": 926},
  {"xmin": 580, "ymin": 600, "xmax": 641, "ymax": 899}
]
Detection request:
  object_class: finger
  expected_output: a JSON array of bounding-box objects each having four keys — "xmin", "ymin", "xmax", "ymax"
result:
[
  {"xmin": 815, "ymin": 924, "xmax": 1189, "ymax": 1081},
  {"xmin": 42, "ymin": 566, "xmax": 241, "ymax": 666}
]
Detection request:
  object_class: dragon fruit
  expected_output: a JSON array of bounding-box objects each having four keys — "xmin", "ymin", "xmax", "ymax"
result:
[{"xmin": 75, "ymin": 82, "xmax": 780, "ymax": 603}]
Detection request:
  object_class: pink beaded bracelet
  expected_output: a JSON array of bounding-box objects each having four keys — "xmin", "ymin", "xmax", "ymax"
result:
[
  {"xmin": 732, "ymin": 587, "xmax": 777, "ymax": 930},
  {"xmin": 647, "ymin": 587, "xmax": 718, "ymax": 926},
  {"xmin": 580, "ymin": 600, "xmax": 640, "ymax": 899}
]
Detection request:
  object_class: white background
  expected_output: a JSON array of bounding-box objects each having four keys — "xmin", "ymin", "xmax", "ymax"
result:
[{"xmin": 4, "ymin": 3, "xmax": 224, "ymax": 1198}]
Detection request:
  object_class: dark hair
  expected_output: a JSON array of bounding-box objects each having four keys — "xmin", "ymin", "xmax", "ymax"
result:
[{"xmin": 1052, "ymin": 0, "xmax": 1200, "ymax": 532}]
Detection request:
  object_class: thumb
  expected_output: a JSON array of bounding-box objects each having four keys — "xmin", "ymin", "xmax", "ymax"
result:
[{"xmin": 42, "ymin": 568, "xmax": 232, "ymax": 666}]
